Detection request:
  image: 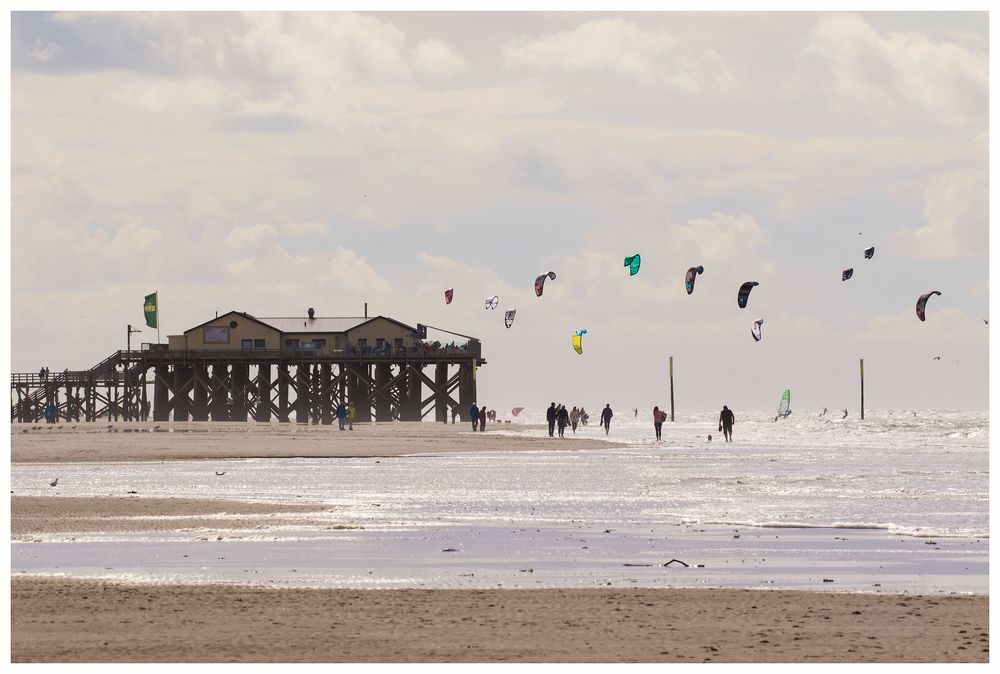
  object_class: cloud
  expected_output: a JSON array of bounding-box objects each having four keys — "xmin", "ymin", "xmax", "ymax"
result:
[
  {"xmin": 801, "ymin": 14, "xmax": 987, "ymax": 125},
  {"xmin": 900, "ymin": 171, "xmax": 987, "ymax": 258},
  {"xmin": 677, "ymin": 212, "xmax": 769, "ymax": 264},
  {"xmin": 227, "ymin": 224, "xmax": 279, "ymax": 249},
  {"xmin": 502, "ymin": 17, "xmax": 733, "ymax": 92},
  {"xmin": 412, "ymin": 38, "xmax": 468, "ymax": 77}
]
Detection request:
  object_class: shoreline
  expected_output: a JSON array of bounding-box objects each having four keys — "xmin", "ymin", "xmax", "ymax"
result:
[{"xmin": 11, "ymin": 577, "xmax": 988, "ymax": 663}]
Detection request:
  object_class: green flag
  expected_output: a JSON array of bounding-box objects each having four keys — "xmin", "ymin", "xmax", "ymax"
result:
[{"xmin": 143, "ymin": 292, "xmax": 158, "ymax": 328}]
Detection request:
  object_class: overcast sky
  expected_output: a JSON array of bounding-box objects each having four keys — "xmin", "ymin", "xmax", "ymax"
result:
[{"xmin": 9, "ymin": 10, "xmax": 989, "ymax": 413}]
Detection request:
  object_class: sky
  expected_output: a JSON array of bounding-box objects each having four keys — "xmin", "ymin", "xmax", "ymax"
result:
[{"xmin": 8, "ymin": 9, "xmax": 990, "ymax": 413}]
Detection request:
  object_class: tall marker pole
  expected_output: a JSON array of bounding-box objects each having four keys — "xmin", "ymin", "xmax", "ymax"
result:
[
  {"xmin": 860, "ymin": 358, "xmax": 865, "ymax": 420},
  {"xmin": 669, "ymin": 356, "xmax": 675, "ymax": 422}
]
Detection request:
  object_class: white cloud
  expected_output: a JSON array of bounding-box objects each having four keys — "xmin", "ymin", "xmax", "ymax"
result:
[
  {"xmin": 502, "ymin": 17, "xmax": 733, "ymax": 92},
  {"xmin": 901, "ymin": 171, "xmax": 987, "ymax": 258},
  {"xmin": 412, "ymin": 38, "xmax": 468, "ymax": 77},
  {"xmin": 801, "ymin": 14, "xmax": 987, "ymax": 125},
  {"xmin": 227, "ymin": 224, "xmax": 279, "ymax": 248},
  {"xmin": 677, "ymin": 212, "xmax": 769, "ymax": 264}
]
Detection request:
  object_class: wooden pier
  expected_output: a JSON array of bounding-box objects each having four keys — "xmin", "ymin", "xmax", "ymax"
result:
[{"xmin": 11, "ymin": 345, "xmax": 483, "ymax": 425}]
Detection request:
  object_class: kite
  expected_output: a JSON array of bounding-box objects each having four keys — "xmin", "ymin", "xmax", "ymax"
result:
[
  {"xmin": 864, "ymin": 246, "xmax": 875, "ymax": 260},
  {"xmin": 842, "ymin": 268, "xmax": 854, "ymax": 282},
  {"xmin": 737, "ymin": 281, "xmax": 759, "ymax": 308},
  {"xmin": 534, "ymin": 271, "xmax": 557, "ymax": 297},
  {"xmin": 485, "ymin": 295, "xmax": 499, "ymax": 310},
  {"xmin": 624, "ymin": 254, "xmax": 641, "ymax": 276},
  {"xmin": 504, "ymin": 309, "xmax": 516, "ymax": 329},
  {"xmin": 916, "ymin": 291, "xmax": 941, "ymax": 322},
  {"xmin": 572, "ymin": 329, "xmax": 588, "ymax": 355},
  {"xmin": 511, "ymin": 407, "xmax": 525, "ymax": 417},
  {"xmin": 751, "ymin": 318, "xmax": 764, "ymax": 342},
  {"xmin": 685, "ymin": 266, "xmax": 704, "ymax": 295},
  {"xmin": 444, "ymin": 288, "xmax": 454, "ymax": 305},
  {"xmin": 932, "ymin": 356, "xmax": 941, "ymax": 361}
]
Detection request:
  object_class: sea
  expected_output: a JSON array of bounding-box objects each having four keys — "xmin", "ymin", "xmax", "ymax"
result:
[{"xmin": 10, "ymin": 410, "xmax": 989, "ymax": 594}]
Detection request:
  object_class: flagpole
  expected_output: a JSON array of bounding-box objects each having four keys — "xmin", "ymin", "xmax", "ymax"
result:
[{"xmin": 156, "ymin": 289, "xmax": 160, "ymax": 345}]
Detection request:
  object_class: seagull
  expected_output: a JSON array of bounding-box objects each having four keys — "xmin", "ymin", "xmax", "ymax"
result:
[
  {"xmin": 215, "ymin": 471, "xmax": 226, "ymax": 476},
  {"xmin": 985, "ymin": 320, "xmax": 989, "ymax": 325},
  {"xmin": 49, "ymin": 478, "xmax": 59, "ymax": 487},
  {"xmin": 933, "ymin": 356, "xmax": 941, "ymax": 361}
]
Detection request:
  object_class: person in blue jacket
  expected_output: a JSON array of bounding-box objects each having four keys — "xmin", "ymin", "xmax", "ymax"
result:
[{"xmin": 468, "ymin": 403, "xmax": 479, "ymax": 431}]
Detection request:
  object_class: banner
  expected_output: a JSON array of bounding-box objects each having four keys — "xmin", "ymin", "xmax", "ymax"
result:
[{"xmin": 143, "ymin": 292, "xmax": 158, "ymax": 329}]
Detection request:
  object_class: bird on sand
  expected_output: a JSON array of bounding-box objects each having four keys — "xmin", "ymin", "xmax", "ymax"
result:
[{"xmin": 49, "ymin": 478, "xmax": 59, "ymax": 487}]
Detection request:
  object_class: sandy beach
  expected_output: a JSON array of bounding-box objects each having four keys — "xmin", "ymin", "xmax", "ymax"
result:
[
  {"xmin": 10, "ymin": 420, "xmax": 615, "ymax": 463},
  {"xmin": 11, "ymin": 578, "xmax": 988, "ymax": 663},
  {"xmin": 9, "ymin": 421, "xmax": 989, "ymax": 663}
]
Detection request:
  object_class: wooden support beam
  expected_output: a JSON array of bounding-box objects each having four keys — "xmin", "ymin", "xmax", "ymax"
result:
[
  {"xmin": 295, "ymin": 364, "xmax": 310, "ymax": 424},
  {"xmin": 255, "ymin": 364, "xmax": 271, "ymax": 422}
]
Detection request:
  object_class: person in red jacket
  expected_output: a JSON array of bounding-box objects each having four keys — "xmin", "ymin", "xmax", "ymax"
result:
[{"xmin": 478, "ymin": 405, "xmax": 487, "ymax": 431}]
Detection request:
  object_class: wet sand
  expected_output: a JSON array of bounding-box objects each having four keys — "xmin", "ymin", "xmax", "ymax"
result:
[
  {"xmin": 10, "ymin": 578, "xmax": 987, "ymax": 663},
  {"xmin": 11, "ymin": 496, "xmax": 345, "ymax": 537}
]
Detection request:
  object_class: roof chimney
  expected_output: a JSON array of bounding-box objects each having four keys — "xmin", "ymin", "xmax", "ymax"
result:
[
  {"xmin": 307, "ymin": 307, "xmax": 315, "ymax": 320},
  {"xmin": 364, "ymin": 302, "xmax": 367, "ymax": 318}
]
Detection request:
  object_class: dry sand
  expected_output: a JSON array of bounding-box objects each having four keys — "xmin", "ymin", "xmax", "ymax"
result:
[
  {"xmin": 9, "ymin": 421, "xmax": 989, "ymax": 663},
  {"xmin": 11, "ymin": 578, "xmax": 987, "ymax": 663},
  {"xmin": 11, "ymin": 420, "xmax": 614, "ymax": 463}
]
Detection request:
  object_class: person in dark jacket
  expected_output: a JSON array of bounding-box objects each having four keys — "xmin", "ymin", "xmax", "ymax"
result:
[
  {"xmin": 336, "ymin": 403, "xmax": 347, "ymax": 431},
  {"xmin": 600, "ymin": 404, "xmax": 613, "ymax": 435},
  {"xmin": 478, "ymin": 405, "xmax": 487, "ymax": 431},
  {"xmin": 719, "ymin": 405, "xmax": 735, "ymax": 442},
  {"xmin": 469, "ymin": 403, "xmax": 479, "ymax": 431},
  {"xmin": 546, "ymin": 402, "xmax": 557, "ymax": 437},
  {"xmin": 556, "ymin": 404, "xmax": 570, "ymax": 437}
]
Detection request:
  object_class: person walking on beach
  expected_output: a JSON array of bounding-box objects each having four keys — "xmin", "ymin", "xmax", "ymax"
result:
[
  {"xmin": 546, "ymin": 402, "xmax": 557, "ymax": 437},
  {"xmin": 718, "ymin": 405, "xmax": 735, "ymax": 442},
  {"xmin": 336, "ymin": 403, "xmax": 347, "ymax": 431},
  {"xmin": 347, "ymin": 402, "xmax": 355, "ymax": 430},
  {"xmin": 653, "ymin": 406, "xmax": 666, "ymax": 441},
  {"xmin": 478, "ymin": 404, "xmax": 487, "ymax": 432},
  {"xmin": 570, "ymin": 406, "xmax": 580, "ymax": 434},
  {"xmin": 557, "ymin": 404, "xmax": 569, "ymax": 437},
  {"xmin": 600, "ymin": 404, "xmax": 613, "ymax": 435},
  {"xmin": 468, "ymin": 403, "xmax": 479, "ymax": 432}
]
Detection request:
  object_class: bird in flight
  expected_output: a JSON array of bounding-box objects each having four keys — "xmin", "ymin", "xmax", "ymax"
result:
[{"xmin": 215, "ymin": 471, "xmax": 226, "ymax": 476}]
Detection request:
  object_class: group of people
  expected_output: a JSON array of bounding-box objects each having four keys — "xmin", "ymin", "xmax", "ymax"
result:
[
  {"xmin": 545, "ymin": 403, "xmax": 612, "ymax": 437},
  {"xmin": 467, "ymin": 403, "xmax": 491, "ymax": 431},
  {"xmin": 335, "ymin": 402, "xmax": 356, "ymax": 430}
]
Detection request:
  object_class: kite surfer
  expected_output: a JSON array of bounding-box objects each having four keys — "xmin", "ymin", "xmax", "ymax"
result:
[
  {"xmin": 718, "ymin": 405, "xmax": 735, "ymax": 442},
  {"xmin": 546, "ymin": 402, "xmax": 557, "ymax": 437},
  {"xmin": 600, "ymin": 404, "xmax": 613, "ymax": 435}
]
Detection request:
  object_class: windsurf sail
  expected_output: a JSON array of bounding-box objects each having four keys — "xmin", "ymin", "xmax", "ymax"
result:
[{"xmin": 777, "ymin": 389, "xmax": 791, "ymax": 418}]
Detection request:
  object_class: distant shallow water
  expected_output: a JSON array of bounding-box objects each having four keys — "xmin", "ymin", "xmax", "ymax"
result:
[{"xmin": 10, "ymin": 410, "xmax": 988, "ymax": 593}]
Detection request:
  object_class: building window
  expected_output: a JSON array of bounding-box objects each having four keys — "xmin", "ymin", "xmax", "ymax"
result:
[
  {"xmin": 285, "ymin": 339, "xmax": 300, "ymax": 350},
  {"xmin": 254, "ymin": 339, "xmax": 266, "ymax": 349},
  {"xmin": 241, "ymin": 339, "xmax": 253, "ymax": 351},
  {"xmin": 312, "ymin": 339, "xmax": 326, "ymax": 350},
  {"xmin": 394, "ymin": 338, "xmax": 404, "ymax": 347}
]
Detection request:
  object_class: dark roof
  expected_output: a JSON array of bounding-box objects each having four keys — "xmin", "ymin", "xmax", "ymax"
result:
[{"xmin": 183, "ymin": 311, "xmax": 278, "ymax": 335}]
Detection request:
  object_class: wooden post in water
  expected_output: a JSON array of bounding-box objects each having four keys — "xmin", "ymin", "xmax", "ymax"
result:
[
  {"xmin": 860, "ymin": 358, "xmax": 865, "ymax": 420},
  {"xmin": 669, "ymin": 356, "xmax": 675, "ymax": 422}
]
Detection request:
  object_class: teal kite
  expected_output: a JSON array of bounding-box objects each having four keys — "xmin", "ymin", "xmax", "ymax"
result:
[{"xmin": 624, "ymin": 254, "xmax": 641, "ymax": 276}]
